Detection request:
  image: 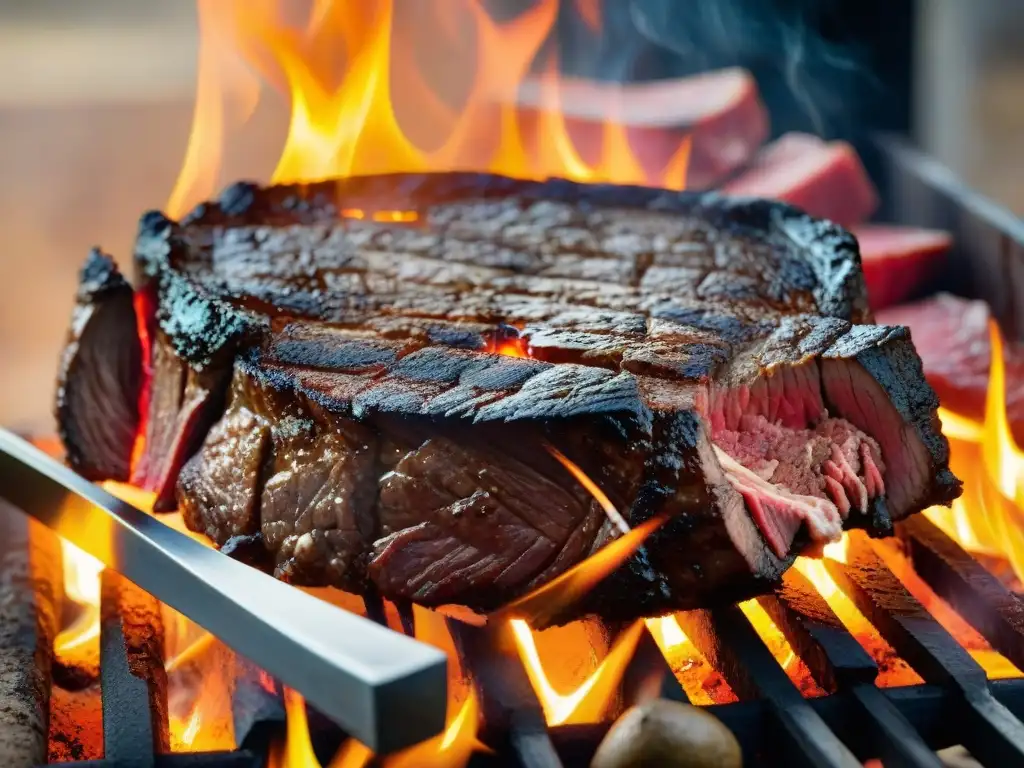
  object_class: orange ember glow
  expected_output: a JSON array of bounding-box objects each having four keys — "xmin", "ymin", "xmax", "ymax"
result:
[
  {"xmin": 167, "ymin": 0, "xmax": 691, "ymax": 217},
  {"xmin": 129, "ymin": 290, "xmax": 153, "ymax": 478},
  {"xmin": 489, "ymin": 337, "xmax": 531, "ymax": 358}
]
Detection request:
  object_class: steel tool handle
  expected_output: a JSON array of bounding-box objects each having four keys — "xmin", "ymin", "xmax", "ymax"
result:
[{"xmin": 0, "ymin": 428, "xmax": 447, "ymax": 754}]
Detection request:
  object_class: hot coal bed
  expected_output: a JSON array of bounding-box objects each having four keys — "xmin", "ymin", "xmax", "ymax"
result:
[{"xmin": 0, "ymin": 133, "xmax": 1021, "ymax": 768}]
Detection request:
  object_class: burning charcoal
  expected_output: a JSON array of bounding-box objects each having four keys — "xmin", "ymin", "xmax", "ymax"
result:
[
  {"xmin": 100, "ymin": 569, "xmax": 170, "ymax": 755},
  {"xmin": 448, "ymin": 619, "xmax": 563, "ymax": 766},
  {"xmin": 0, "ymin": 505, "xmax": 63, "ymax": 767},
  {"xmin": 58, "ymin": 172, "xmax": 959, "ymax": 625},
  {"xmin": 590, "ymin": 699, "xmax": 741, "ymax": 768},
  {"xmin": 55, "ymin": 249, "xmax": 142, "ymax": 482},
  {"xmin": 232, "ymin": 655, "xmax": 285, "ymax": 751},
  {"xmin": 618, "ymin": 625, "xmax": 689, "ymax": 707}
]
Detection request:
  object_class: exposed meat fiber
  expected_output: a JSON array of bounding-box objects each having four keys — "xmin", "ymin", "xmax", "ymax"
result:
[
  {"xmin": 713, "ymin": 414, "xmax": 884, "ymax": 558},
  {"xmin": 55, "ymin": 172, "xmax": 959, "ymax": 625}
]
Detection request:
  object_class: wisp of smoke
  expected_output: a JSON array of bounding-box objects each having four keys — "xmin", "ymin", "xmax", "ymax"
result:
[{"xmin": 578, "ymin": 0, "xmax": 882, "ymax": 139}]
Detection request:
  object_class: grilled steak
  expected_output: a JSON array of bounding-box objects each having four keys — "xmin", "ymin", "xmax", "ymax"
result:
[
  {"xmin": 854, "ymin": 226, "xmax": 951, "ymax": 310},
  {"xmin": 56, "ymin": 173, "xmax": 960, "ymax": 624},
  {"xmin": 55, "ymin": 249, "xmax": 142, "ymax": 481},
  {"xmin": 723, "ymin": 133, "xmax": 878, "ymax": 228},
  {"xmin": 878, "ymin": 293, "xmax": 1024, "ymax": 440}
]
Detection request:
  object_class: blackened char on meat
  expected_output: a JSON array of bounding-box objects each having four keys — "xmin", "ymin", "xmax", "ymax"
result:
[
  {"xmin": 55, "ymin": 249, "xmax": 141, "ymax": 481},
  {"xmin": 57, "ymin": 173, "xmax": 960, "ymax": 624}
]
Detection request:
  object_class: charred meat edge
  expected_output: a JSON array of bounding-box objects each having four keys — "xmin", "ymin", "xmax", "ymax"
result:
[{"xmin": 55, "ymin": 248, "xmax": 141, "ymax": 481}]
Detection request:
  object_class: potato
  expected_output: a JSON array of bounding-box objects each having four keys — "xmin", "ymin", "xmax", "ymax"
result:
[{"xmin": 591, "ymin": 699, "xmax": 742, "ymax": 768}]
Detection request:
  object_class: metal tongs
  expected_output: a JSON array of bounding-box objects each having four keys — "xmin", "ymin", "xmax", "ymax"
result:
[{"xmin": 0, "ymin": 428, "xmax": 447, "ymax": 754}]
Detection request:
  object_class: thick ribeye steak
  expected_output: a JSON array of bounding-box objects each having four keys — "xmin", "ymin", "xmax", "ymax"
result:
[{"xmin": 56, "ymin": 173, "xmax": 960, "ymax": 624}]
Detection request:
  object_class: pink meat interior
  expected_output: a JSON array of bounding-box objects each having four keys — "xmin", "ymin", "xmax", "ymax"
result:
[{"xmin": 704, "ymin": 363, "xmax": 886, "ymax": 558}]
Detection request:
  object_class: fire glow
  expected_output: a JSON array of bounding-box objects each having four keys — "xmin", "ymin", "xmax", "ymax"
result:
[
  {"xmin": 44, "ymin": 0, "xmax": 1024, "ymax": 765},
  {"xmin": 927, "ymin": 321, "xmax": 1024, "ymax": 584},
  {"xmin": 167, "ymin": 0, "xmax": 691, "ymax": 218}
]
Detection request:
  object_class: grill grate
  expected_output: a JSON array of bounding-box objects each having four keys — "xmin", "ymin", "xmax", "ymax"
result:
[{"xmin": 51, "ymin": 517, "xmax": 1024, "ymax": 768}]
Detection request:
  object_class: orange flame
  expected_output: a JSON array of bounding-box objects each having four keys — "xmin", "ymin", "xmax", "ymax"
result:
[
  {"xmin": 794, "ymin": 555, "xmax": 923, "ymax": 687},
  {"xmin": 926, "ymin": 321, "xmax": 1024, "ymax": 582},
  {"xmin": 498, "ymin": 516, "xmax": 664, "ymax": 626},
  {"xmin": 488, "ymin": 337, "xmax": 531, "ymax": 359},
  {"xmin": 495, "ymin": 445, "xmax": 664, "ymax": 625},
  {"xmin": 511, "ymin": 619, "xmax": 644, "ymax": 725},
  {"xmin": 54, "ymin": 482, "xmax": 238, "ymax": 752},
  {"xmin": 53, "ymin": 541, "xmax": 102, "ymax": 660},
  {"xmin": 270, "ymin": 684, "xmax": 480, "ymax": 768},
  {"xmin": 167, "ymin": 0, "xmax": 690, "ymax": 217}
]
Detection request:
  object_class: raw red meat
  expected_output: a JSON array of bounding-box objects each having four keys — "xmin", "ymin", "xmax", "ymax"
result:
[
  {"xmin": 723, "ymin": 132, "xmax": 878, "ymax": 227},
  {"xmin": 853, "ymin": 225, "xmax": 952, "ymax": 310},
  {"xmin": 877, "ymin": 294, "xmax": 1024, "ymax": 440},
  {"xmin": 517, "ymin": 67, "xmax": 770, "ymax": 190}
]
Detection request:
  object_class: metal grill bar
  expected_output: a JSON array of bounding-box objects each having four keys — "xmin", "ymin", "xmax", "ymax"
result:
[
  {"xmin": 99, "ymin": 570, "xmax": 166, "ymax": 765},
  {"xmin": 448, "ymin": 620, "xmax": 564, "ymax": 768},
  {"xmin": 676, "ymin": 605, "xmax": 860, "ymax": 768},
  {"xmin": 760, "ymin": 569, "xmax": 940, "ymax": 768},
  {"xmin": 827, "ymin": 531, "xmax": 1024, "ymax": 766},
  {"xmin": 899, "ymin": 515, "xmax": 1024, "ymax": 672}
]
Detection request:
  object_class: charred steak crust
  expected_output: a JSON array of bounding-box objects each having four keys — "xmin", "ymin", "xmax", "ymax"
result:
[
  {"xmin": 58, "ymin": 172, "xmax": 958, "ymax": 624},
  {"xmin": 55, "ymin": 248, "xmax": 141, "ymax": 481}
]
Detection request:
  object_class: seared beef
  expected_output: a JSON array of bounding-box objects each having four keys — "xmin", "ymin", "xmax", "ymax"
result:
[
  {"xmin": 878, "ymin": 293, "xmax": 1024, "ymax": 440},
  {"xmin": 57, "ymin": 173, "xmax": 959, "ymax": 624},
  {"xmin": 723, "ymin": 133, "xmax": 878, "ymax": 228},
  {"xmin": 854, "ymin": 225, "xmax": 951, "ymax": 310},
  {"xmin": 55, "ymin": 249, "xmax": 142, "ymax": 481}
]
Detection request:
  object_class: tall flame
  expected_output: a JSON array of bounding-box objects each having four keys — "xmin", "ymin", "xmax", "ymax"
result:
[{"xmin": 168, "ymin": 0, "xmax": 690, "ymax": 217}]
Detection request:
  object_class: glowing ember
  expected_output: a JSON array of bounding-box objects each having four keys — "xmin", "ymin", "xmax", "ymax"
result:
[
  {"xmin": 644, "ymin": 616, "xmax": 736, "ymax": 705},
  {"xmin": 738, "ymin": 600, "xmax": 825, "ymax": 697},
  {"xmin": 873, "ymin": 540, "xmax": 1022, "ymax": 679},
  {"xmin": 795, "ymin": 556, "xmax": 923, "ymax": 687},
  {"xmin": 167, "ymin": 0, "xmax": 690, "ymax": 217},
  {"xmin": 489, "ymin": 338, "xmax": 531, "ymax": 358}
]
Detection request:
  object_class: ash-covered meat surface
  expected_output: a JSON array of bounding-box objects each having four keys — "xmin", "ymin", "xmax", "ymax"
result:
[{"xmin": 57, "ymin": 173, "xmax": 960, "ymax": 624}]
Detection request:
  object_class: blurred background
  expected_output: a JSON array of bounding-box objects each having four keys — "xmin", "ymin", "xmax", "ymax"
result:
[{"xmin": 0, "ymin": 0, "xmax": 1021, "ymax": 432}]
